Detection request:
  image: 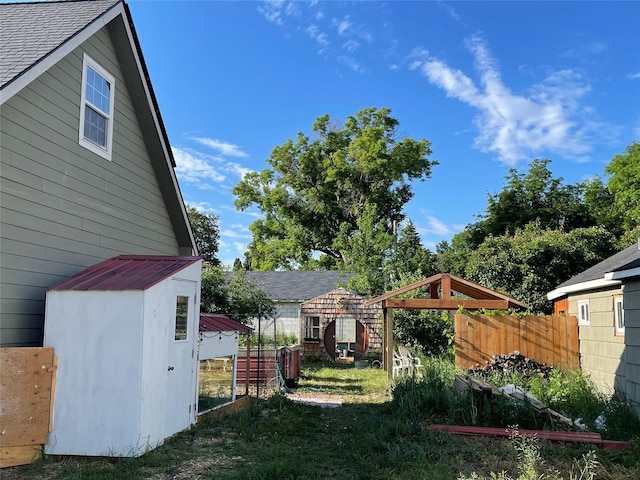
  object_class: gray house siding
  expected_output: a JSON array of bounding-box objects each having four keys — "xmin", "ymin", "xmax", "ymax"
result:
[
  {"xmin": 569, "ymin": 289, "xmax": 625, "ymax": 395},
  {"xmin": 251, "ymin": 302, "xmax": 303, "ymax": 342},
  {"xmin": 0, "ymin": 27, "xmax": 181, "ymax": 346},
  {"xmin": 623, "ymin": 279, "xmax": 640, "ymax": 417}
]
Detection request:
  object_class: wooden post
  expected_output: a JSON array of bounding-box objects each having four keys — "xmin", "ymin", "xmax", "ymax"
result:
[
  {"xmin": 441, "ymin": 274, "xmax": 451, "ymax": 300},
  {"xmin": 383, "ymin": 305, "xmax": 394, "ymax": 380},
  {"xmin": 245, "ymin": 335, "xmax": 251, "ymax": 396}
]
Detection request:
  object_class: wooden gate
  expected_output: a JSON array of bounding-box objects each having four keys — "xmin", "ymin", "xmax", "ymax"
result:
[
  {"xmin": 454, "ymin": 314, "xmax": 579, "ymax": 371},
  {"xmin": 0, "ymin": 348, "xmax": 57, "ymax": 468}
]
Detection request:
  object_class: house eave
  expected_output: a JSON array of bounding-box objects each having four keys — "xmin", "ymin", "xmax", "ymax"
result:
[
  {"xmin": 547, "ymin": 278, "xmax": 622, "ymax": 301},
  {"xmin": 605, "ymin": 266, "xmax": 640, "ymax": 281}
]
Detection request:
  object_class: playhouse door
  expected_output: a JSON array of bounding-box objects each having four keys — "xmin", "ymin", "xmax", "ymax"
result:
[{"xmin": 166, "ymin": 279, "xmax": 198, "ymax": 437}]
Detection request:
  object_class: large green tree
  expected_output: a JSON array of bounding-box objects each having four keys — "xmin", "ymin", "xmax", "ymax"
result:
[
  {"xmin": 187, "ymin": 206, "xmax": 220, "ymax": 264},
  {"xmin": 233, "ymin": 107, "xmax": 436, "ymax": 287},
  {"xmin": 464, "ymin": 223, "xmax": 617, "ymax": 313},
  {"xmin": 466, "ymin": 159, "xmax": 592, "ymax": 248},
  {"xmin": 200, "ymin": 264, "xmax": 275, "ymax": 324},
  {"xmin": 605, "ymin": 141, "xmax": 640, "ymax": 231}
]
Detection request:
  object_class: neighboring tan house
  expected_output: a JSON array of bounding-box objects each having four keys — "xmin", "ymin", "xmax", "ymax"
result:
[
  {"xmin": 243, "ymin": 271, "xmax": 354, "ymax": 342},
  {"xmin": 548, "ymin": 241, "xmax": 640, "ymax": 415},
  {"xmin": 0, "ymin": 0, "xmax": 196, "ymax": 347}
]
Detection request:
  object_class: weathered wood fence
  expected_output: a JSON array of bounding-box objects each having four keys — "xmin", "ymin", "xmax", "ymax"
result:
[
  {"xmin": 454, "ymin": 314, "xmax": 579, "ymax": 371},
  {"xmin": 0, "ymin": 347, "xmax": 57, "ymax": 468}
]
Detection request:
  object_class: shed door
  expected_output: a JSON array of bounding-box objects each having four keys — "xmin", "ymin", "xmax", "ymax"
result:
[{"xmin": 166, "ymin": 280, "xmax": 198, "ymax": 438}]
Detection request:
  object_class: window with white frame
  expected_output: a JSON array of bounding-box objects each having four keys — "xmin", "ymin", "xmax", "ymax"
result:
[
  {"xmin": 304, "ymin": 316, "xmax": 320, "ymax": 340},
  {"xmin": 578, "ymin": 299, "xmax": 590, "ymax": 325},
  {"xmin": 79, "ymin": 54, "xmax": 115, "ymax": 159},
  {"xmin": 614, "ymin": 296, "xmax": 624, "ymax": 335}
]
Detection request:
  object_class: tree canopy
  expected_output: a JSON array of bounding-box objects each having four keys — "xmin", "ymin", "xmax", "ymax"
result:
[
  {"xmin": 605, "ymin": 141, "xmax": 640, "ymax": 231},
  {"xmin": 466, "ymin": 159, "xmax": 592, "ymax": 248},
  {"xmin": 187, "ymin": 206, "xmax": 220, "ymax": 264},
  {"xmin": 233, "ymin": 107, "xmax": 436, "ymax": 285},
  {"xmin": 200, "ymin": 264, "xmax": 275, "ymax": 324}
]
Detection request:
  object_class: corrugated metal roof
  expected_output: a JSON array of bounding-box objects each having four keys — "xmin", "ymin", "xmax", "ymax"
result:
[
  {"xmin": 49, "ymin": 255, "xmax": 201, "ymax": 291},
  {"xmin": 199, "ymin": 313, "xmax": 252, "ymax": 333}
]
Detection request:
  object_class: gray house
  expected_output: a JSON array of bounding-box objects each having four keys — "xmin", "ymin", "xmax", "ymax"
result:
[
  {"xmin": 0, "ymin": 0, "xmax": 196, "ymax": 347},
  {"xmin": 547, "ymin": 241, "xmax": 640, "ymax": 416},
  {"xmin": 244, "ymin": 271, "xmax": 354, "ymax": 342}
]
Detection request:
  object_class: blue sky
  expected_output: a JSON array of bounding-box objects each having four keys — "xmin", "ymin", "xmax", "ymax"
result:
[{"xmin": 127, "ymin": 0, "xmax": 640, "ymax": 266}]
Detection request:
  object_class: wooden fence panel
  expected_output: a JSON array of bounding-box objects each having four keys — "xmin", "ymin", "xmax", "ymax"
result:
[
  {"xmin": 454, "ymin": 314, "xmax": 579, "ymax": 371},
  {"xmin": 0, "ymin": 347, "xmax": 56, "ymax": 468}
]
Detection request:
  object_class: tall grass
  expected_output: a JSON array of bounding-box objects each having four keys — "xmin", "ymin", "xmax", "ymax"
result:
[{"xmin": 390, "ymin": 356, "xmax": 640, "ymax": 440}]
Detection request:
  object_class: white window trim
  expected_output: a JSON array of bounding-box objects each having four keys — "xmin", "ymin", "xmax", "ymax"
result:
[
  {"xmin": 614, "ymin": 296, "xmax": 625, "ymax": 335},
  {"xmin": 578, "ymin": 299, "xmax": 590, "ymax": 325},
  {"xmin": 79, "ymin": 54, "xmax": 115, "ymax": 160}
]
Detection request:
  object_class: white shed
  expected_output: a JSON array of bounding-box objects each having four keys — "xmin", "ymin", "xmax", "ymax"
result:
[{"xmin": 43, "ymin": 255, "xmax": 202, "ymax": 457}]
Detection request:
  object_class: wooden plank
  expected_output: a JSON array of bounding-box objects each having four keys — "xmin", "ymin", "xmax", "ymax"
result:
[
  {"xmin": 48, "ymin": 356, "xmax": 58, "ymax": 432},
  {"xmin": 0, "ymin": 445, "xmax": 42, "ymax": 468},
  {"xmin": 0, "ymin": 347, "xmax": 54, "ymax": 447},
  {"xmin": 427, "ymin": 425, "xmax": 632, "ymax": 450},
  {"xmin": 385, "ymin": 299, "xmax": 509, "ymax": 310}
]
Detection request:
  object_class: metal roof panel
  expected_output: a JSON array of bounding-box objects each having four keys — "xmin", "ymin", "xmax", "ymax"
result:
[{"xmin": 49, "ymin": 255, "xmax": 201, "ymax": 291}]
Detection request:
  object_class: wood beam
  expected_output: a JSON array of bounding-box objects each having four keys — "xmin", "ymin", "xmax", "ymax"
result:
[
  {"xmin": 442, "ymin": 274, "xmax": 451, "ymax": 300},
  {"xmin": 384, "ymin": 299, "xmax": 509, "ymax": 310},
  {"xmin": 383, "ymin": 307, "xmax": 394, "ymax": 380}
]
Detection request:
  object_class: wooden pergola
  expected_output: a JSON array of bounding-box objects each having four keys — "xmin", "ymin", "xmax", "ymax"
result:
[{"xmin": 363, "ymin": 273, "xmax": 527, "ymax": 379}]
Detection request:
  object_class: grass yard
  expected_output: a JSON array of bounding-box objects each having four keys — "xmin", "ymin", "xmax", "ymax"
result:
[{"xmin": 4, "ymin": 358, "xmax": 639, "ymax": 479}]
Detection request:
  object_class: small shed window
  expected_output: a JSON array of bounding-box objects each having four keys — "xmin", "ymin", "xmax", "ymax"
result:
[
  {"xmin": 175, "ymin": 295, "xmax": 189, "ymax": 341},
  {"xmin": 614, "ymin": 296, "xmax": 624, "ymax": 335},
  {"xmin": 79, "ymin": 54, "xmax": 115, "ymax": 160},
  {"xmin": 578, "ymin": 299, "xmax": 590, "ymax": 325},
  {"xmin": 304, "ymin": 316, "xmax": 320, "ymax": 340}
]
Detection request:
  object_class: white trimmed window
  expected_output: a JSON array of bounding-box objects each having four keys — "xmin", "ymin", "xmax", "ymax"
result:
[
  {"xmin": 614, "ymin": 296, "xmax": 624, "ymax": 335},
  {"xmin": 304, "ymin": 316, "xmax": 320, "ymax": 340},
  {"xmin": 79, "ymin": 54, "xmax": 115, "ymax": 159},
  {"xmin": 578, "ymin": 299, "xmax": 590, "ymax": 325}
]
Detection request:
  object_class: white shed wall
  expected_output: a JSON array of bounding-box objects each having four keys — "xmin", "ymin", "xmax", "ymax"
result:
[
  {"xmin": 44, "ymin": 290, "xmax": 145, "ymax": 456},
  {"xmin": 199, "ymin": 332, "xmax": 239, "ymax": 359}
]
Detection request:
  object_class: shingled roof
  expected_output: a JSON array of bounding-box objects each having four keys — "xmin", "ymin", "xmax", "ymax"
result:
[
  {"xmin": 244, "ymin": 271, "xmax": 355, "ymax": 302},
  {"xmin": 0, "ymin": 0, "xmax": 120, "ymax": 89},
  {"xmin": 548, "ymin": 241, "xmax": 640, "ymax": 300}
]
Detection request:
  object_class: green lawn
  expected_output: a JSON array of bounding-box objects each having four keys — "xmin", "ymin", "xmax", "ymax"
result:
[{"xmin": 4, "ymin": 359, "xmax": 639, "ymax": 480}]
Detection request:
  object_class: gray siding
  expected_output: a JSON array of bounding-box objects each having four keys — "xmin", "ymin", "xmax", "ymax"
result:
[
  {"xmin": 569, "ymin": 288, "xmax": 625, "ymax": 395},
  {"xmin": 0, "ymin": 27, "xmax": 181, "ymax": 346},
  {"xmin": 250, "ymin": 302, "xmax": 303, "ymax": 342},
  {"xmin": 623, "ymin": 279, "xmax": 640, "ymax": 417}
]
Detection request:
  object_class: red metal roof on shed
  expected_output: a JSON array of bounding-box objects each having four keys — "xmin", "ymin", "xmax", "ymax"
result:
[
  {"xmin": 49, "ymin": 255, "xmax": 201, "ymax": 291},
  {"xmin": 199, "ymin": 313, "xmax": 252, "ymax": 333}
]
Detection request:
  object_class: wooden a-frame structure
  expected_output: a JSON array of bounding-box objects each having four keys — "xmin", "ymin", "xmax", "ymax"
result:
[{"xmin": 364, "ymin": 273, "xmax": 527, "ymax": 379}]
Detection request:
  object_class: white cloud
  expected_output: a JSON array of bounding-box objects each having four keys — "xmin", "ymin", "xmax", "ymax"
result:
[
  {"xmin": 420, "ymin": 215, "xmax": 462, "ymax": 237},
  {"xmin": 257, "ymin": 1, "xmax": 284, "ymax": 26},
  {"xmin": 628, "ymin": 72, "xmax": 640, "ymax": 79},
  {"xmin": 338, "ymin": 55, "xmax": 365, "ymax": 73},
  {"xmin": 220, "ymin": 228, "xmax": 253, "ymax": 239},
  {"xmin": 418, "ymin": 34, "xmax": 598, "ymax": 165},
  {"xmin": 336, "ymin": 18, "xmax": 352, "ymax": 36},
  {"xmin": 342, "ymin": 39, "xmax": 360, "ymax": 53},
  {"xmin": 191, "ymin": 137, "xmax": 249, "ymax": 157},
  {"xmin": 172, "ymin": 147, "xmax": 226, "ymax": 186},
  {"xmin": 306, "ymin": 24, "xmax": 329, "ymax": 46}
]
